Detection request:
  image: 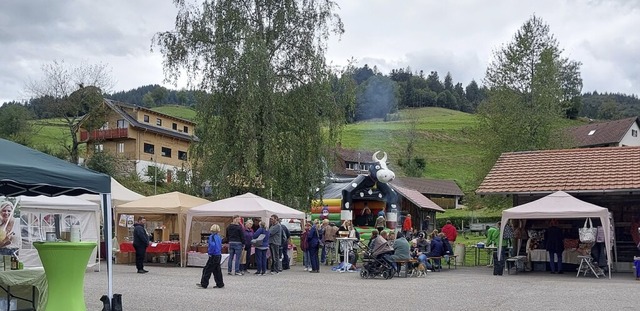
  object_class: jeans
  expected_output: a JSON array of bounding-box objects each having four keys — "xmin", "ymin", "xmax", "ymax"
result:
[
  {"xmin": 134, "ymin": 244, "xmax": 146, "ymax": 271},
  {"xmin": 255, "ymin": 248, "xmax": 268, "ymax": 274},
  {"xmin": 417, "ymin": 254, "xmax": 432, "ymax": 269},
  {"xmin": 321, "ymin": 244, "xmax": 326, "ymax": 263},
  {"xmin": 227, "ymin": 242, "xmax": 243, "ymax": 273},
  {"xmin": 309, "ymin": 246, "xmax": 320, "ymax": 271},
  {"xmin": 549, "ymin": 250, "xmax": 563, "ymax": 272},
  {"xmin": 269, "ymin": 243, "xmax": 282, "ymax": 272},
  {"xmin": 303, "ymin": 250, "xmax": 311, "ymax": 268}
]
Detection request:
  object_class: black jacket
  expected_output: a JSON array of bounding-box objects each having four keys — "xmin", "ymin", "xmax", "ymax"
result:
[
  {"xmin": 226, "ymin": 223, "xmax": 244, "ymax": 243},
  {"xmin": 133, "ymin": 223, "xmax": 149, "ymax": 247}
]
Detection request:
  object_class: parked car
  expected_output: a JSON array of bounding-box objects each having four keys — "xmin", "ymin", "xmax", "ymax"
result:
[{"xmin": 281, "ymin": 219, "xmax": 302, "ymax": 236}]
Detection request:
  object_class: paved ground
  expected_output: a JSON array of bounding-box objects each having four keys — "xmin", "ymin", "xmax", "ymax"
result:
[{"xmin": 84, "ymin": 263, "xmax": 638, "ymax": 310}]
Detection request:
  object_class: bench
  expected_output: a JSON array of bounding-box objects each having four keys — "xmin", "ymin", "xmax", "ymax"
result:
[
  {"xmin": 428, "ymin": 255, "xmax": 458, "ymax": 271},
  {"xmin": 393, "ymin": 259, "xmax": 418, "ymax": 277}
]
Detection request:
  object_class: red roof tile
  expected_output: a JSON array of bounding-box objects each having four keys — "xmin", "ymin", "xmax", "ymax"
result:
[
  {"xmin": 391, "ymin": 184, "xmax": 445, "ymax": 212},
  {"xmin": 476, "ymin": 146, "xmax": 640, "ymax": 195},
  {"xmin": 565, "ymin": 117, "xmax": 639, "ymax": 147}
]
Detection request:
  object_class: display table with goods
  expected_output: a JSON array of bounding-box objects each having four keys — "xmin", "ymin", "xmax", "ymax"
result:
[
  {"xmin": 33, "ymin": 241, "xmax": 96, "ymax": 311},
  {"xmin": 0, "ymin": 268, "xmax": 47, "ymax": 310},
  {"xmin": 120, "ymin": 241, "xmax": 180, "ymax": 264}
]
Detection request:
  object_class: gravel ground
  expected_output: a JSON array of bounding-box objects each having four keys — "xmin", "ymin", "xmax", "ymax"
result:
[{"xmin": 83, "ymin": 263, "xmax": 638, "ymax": 310}]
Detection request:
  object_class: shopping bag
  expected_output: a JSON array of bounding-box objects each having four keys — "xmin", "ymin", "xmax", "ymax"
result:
[
  {"xmin": 240, "ymin": 249, "xmax": 247, "ymax": 264},
  {"xmin": 579, "ymin": 218, "xmax": 597, "ymax": 243}
]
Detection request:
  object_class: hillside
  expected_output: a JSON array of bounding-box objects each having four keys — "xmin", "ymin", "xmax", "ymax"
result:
[
  {"xmin": 151, "ymin": 105, "xmax": 197, "ymax": 121},
  {"xmin": 340, "ymin": 107, "xmax": 482, "ymax": 192}
]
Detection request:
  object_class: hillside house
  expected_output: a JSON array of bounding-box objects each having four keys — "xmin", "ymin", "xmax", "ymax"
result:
[
  {"xmin": 332, "ymin": 147, "xmax": 377, "ymax": 177},
  {"xmin": 565, "ymin": 116, "xmax": 640, "ymax": 148},
  {"xmin": 476, "ymin": 146, "xmax": 640, "ymax": 270},
  {"xmin": 79, "ymin": 99, "xmax": 196, "ymax": 182},
  {"xmin": 391, "ymin": 177, "xmax": 464, "ymax": 209}
]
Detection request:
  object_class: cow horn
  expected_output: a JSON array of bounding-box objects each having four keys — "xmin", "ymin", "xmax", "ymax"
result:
[{"xmin": 372, "ymin": 151, "xmax": 380, "ymax": 162}]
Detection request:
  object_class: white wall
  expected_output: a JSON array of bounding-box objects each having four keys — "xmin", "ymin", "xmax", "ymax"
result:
[{"xmin": 619, "ymin": 122, "xmax": 640, "ymax": 146}]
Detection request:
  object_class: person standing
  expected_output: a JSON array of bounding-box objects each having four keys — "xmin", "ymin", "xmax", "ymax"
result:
[
  {"xmin": 300, "ymin": 222, "xmax": 312, "ymax": 271},
  {"xmin": 252, "ymin": 221, "xmax": 270, "ymax": 275},
  {"xmin": 281, "ymin": 220, "xmax": 291, "ymax": 270},
  {"xmin": 197, "ymin": 224, "xmax": 224, "ymax": 288},
  {"xmin": 268, "ymin": 215, "xmax": 283, "ymax": 274},
  {"xmin": 441, "ymin": 220, "xmax": 458, "ymax": 243},
  {"xmin": 133, "ymin": 216, "xmax": 149, "ymax": 274},
  {"xmin": 545, "ymin": 219, "xmax": 565, "ymax": 274},
  {"xmin": 485, "ymin": 222, "xmax": 500, "ymax": 247},
  {"xmin": 307, "ymin": 220, "xmax": 322, "ymax": 273},
  {"xmin": 402, "ymin": 214, "xmax": 413, "ymax": 239},
  {"xmin": 240, "ymin": 219, "xmax": 254, "ymax": 273},
  {"xmin": 226, "ymin": 215, "xmax": 244, "ymax": 275},
  {"xmin": 375, "ymin": 212, "xmax": 386, "ymax": 233},
  {"xmin": 422, "ymin": 216, "xmax": 431, "ymax": 232}
]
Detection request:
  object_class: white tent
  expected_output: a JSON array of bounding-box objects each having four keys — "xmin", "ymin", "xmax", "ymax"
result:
[
  {"xmin": 78, "ymin": 177, "xmax": 144, "ymax": 207},
  {"xmin": 17, "ymin": 195, "xmax": 100, "ymax": 268},
  {"xmin": 185, "ymin": 193, "xmax": 305, "ymax": 265},
  {"xmin": 498, "ymin": 191, "xmax": 612, "ymax": 278}
]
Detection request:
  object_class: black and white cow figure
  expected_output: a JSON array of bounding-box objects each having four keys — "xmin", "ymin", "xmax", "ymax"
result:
[{"xmin": 340, "ymin": 151, "xmax": 399, "ymax": 229}]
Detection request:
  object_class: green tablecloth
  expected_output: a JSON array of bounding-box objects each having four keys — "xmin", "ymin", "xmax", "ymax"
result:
[{"xmin": 0, "ymin": 268, "xmax": 47, "ymax": 309}]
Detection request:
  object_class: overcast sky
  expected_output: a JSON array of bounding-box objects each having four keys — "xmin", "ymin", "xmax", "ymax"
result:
[{"xmin": 1, "ymin": 0, "xmax": 638, "ymax": 104}]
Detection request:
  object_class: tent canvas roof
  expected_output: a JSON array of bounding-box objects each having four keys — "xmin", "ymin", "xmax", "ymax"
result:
[
  {"xmin": 188, "ymin": 192, "xmax": 304, "ymax": 219},
  {"xmin": 502, "ymin": 191, "xmax": 608, "ymax": 219},
  {"xmin": 0, "ymin": 138, "xmax": 110, "ymax": 196},
  {"xmin": 116, "ymin": 191, "xmax": 209, "ymax": 214},
  {"xmin": 18, "ymin": 195, "xmax": 99, "ymax": 211},
  {"xmin": 78, "ymin": 178, "xmax": 144, "ymax": 206}
]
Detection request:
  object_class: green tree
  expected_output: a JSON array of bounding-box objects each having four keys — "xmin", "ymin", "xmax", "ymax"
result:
[
  {"xmin": 354, "ymin": 75, "xmax": 398, "ymax": 121},
  {"xmin": 426, "ymin": 71, "xmax": 444, "ymax": 94},
  {"xmin": 153, "ymin": 0, "xmax": 344, "ymax": 207},
  {"xmin": 0, "ymin": 103, "xmax": 34, "ymax": 145},
  {"xmin": 477, "ymin": 15, "xmax": 582, "ymax": 181},
  {"xmin": 443, "ymin": 72, "xmax": 453, "ymax": 91},
  {"xmin": 597, "ymin": 100, "xmax": 620, "ymax": 120}
]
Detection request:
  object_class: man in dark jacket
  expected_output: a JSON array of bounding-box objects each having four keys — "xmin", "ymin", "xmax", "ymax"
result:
[
  {"xmin": 545, "ymin": 219, "xmax": 565, "ymax": 274},
  {"xmin": 133, "ymin": 216, "xmax": 150, "ymax": 274},
  {"xmin": 281, "ymin": 221, "xmax": 291, "ymax": 270}
]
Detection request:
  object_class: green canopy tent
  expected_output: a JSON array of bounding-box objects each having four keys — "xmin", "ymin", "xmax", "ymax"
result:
[{"xmin": 0, "ymin": 139, "xmax": 115, "ymax": 301}]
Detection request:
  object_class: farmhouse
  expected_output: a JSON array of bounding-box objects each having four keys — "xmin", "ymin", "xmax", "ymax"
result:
[
  {"xmin": 565, "ymin": 116, "xmax": 640, "ymax": 148},
  {"xmin": 78, "ymin": 99, "xmax": 196, "ymax": 182},
  {"xmin": 477, "ymin": 146, "xmax": 640, "ymax": 270}
]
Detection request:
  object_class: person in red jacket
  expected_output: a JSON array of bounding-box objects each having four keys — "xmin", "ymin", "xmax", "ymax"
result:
[
  {"xmin": 402, "ymin": 214, "xmax": 413, "ymax": 239},
  {"xmin": 441, "ymin": 220, "xmax": 458, "ymax": 243}
]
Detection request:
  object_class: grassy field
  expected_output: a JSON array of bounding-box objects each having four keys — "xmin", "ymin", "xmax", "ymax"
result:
[
  {"xmin": 29, "ymin": 118, "xmax": 74, "ymax": 154},
  {"xmin": 151, "ymin": 105, "xmax": 197, "ymax": 121}
]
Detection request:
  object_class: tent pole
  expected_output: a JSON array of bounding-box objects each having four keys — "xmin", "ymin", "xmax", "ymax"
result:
[{"xmin": 103, "ymin": 193, "xmax": 114, "ymax": 299}]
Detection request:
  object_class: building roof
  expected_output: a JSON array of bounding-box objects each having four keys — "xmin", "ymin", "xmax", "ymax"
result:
[
  {"xmin": 332, "ymin": 147, "xmax": 378, "ymax": 176},
  {"xmin": 104, "ymin": 99, "xmax": 196, "ymax": 142},
  {"xmin": 565, "ymin": 117, "xmax": 639, "ymax": 147},
  {"xmin": 391, "ymin": 177, "xmax": 464, "ymax": 196},
  {"xmin": 391, "ymin": 184, "xmax": 445, "ymax": 212},
  {"xmin": 476, "ymin": 146, "xmax": 640, "ymax": 195}
]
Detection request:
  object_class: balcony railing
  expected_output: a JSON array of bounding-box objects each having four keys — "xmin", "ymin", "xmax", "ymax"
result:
[{"xmin": 80, "ymin": 128, "xmax": 128, "ymax": 141}]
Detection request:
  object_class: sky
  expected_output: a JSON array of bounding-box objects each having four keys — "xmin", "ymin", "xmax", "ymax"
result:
[{"xmin": 1, "ymin": 0, "xmax": 638, "ymax": 104}]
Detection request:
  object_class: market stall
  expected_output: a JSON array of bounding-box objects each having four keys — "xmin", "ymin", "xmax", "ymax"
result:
[
  {"xmin": 184, "ymin": 192, "xmax": 304, "ymax": 266},
  {"xmin": 115, "ymin": 192, "xmax": 210, "ymax": 265},
  {"xmin": 0, "ymin": 138, "xmax": 113, "ymax": 309},
  {"xmin": 497, "ymin": 191, "xmax": 613, "ymax": 278}
]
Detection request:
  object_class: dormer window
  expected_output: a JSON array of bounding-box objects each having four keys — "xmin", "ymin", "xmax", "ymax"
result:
[{"xmin": 588, "ymin": 130, "xmax": 596, "ymax": 136}]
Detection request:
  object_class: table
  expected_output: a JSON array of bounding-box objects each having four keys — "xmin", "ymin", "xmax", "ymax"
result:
[
  {"xmin": 528, "ymin": 249, "xmax": 581, "ymax": 265},
  {"xmin": 0, "ymin": 268, "xmax": 47, "ymax": 310},
  {"xmin": 469, "ymin": 246, "xmax": 497, "ymax": 266},
  {"xmin": 119, "ymin": 242, "xmax": 180, "ymax": 253},
  {"xmin": 33, "ymin": 242, "xmax": 96, "ymax": 311},
  {"xmin": 335, "ymin": 238, "xmax": 358, "ymax": 267}
]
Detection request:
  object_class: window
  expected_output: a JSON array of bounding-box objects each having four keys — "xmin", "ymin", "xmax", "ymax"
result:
[
  {"xmin": 161, "ymin": 147, "xmax": 172, "ymax": 158},
  {"xmin": 117, "ymin": 119, "xmax": 126, "ymax": 128},
  {"xmin": 588, "ymin": 129, "xmax": 596, "ymax": 136},
  {"xmin": 633, "ymin": 129, "xmax": 638, "ymax": 137},
  {"xmin": 117, "ymin": 142, "xmax": 125, "ymax": 153},
  {"xmin": 144, "ymin": 143, "xmax": 154, "ymax": 154},
  {"xmin": 143, "ymin": 115, "xmax": 149, "ymax": 123},
  {"xmin": 178, "ymin": 151, "xmax": 188, "ymax": 161},
  {"xmin": 183, "ymin": 126, "xmax": 189, "ymax": 134},
  {"xmin": 156, "ymin": 118, "xmax": 162, "ymax": 126},
  {"xmin": 94, "ymin": 144, "xmax": 103, "ymax": 152},
  {"xmin": 172, "ymin": 123, "xmax": 178, "ymax": 130}
]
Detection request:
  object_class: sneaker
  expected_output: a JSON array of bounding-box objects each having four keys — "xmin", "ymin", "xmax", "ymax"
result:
[
  {"xmin": 196, "ymin": 283, "xmax": 206, "ymax": 289},
  {"xmin": 212, "ymin": 285, "xmax": 224, "ymax": 289},
  {"xmin": 260, "ymin": 273, "xmax": 265, "ymax": 276},
  {"xmin": 235, "ymin": 272, "xmax": 244, "ymax": 276},
  {"xmin": 137, "ymin": 270, "xmax": 148, "ymax": 274},
  {"xmin": 228, "ymin": 272, "xmax": 233, "ymax": 275},
  {"xmin": 254, "ymin": 271, "xmax": 261, "ymax": 275}
]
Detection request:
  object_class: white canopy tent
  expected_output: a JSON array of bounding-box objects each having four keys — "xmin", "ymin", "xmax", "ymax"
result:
[
  {"xmin": 17, "ymin": 195, "xmax": 100, "ymax": 268},
  {"xmin": 498, "ymin": 191, "xmax": 612, "ymax": 278},
  {"xmin": 185, "ymin": 192, "xmax": 305, "ymax": 265},
  {"xmin": 78, "ymin": 177, "xmax": 144, "ymax": 207}
]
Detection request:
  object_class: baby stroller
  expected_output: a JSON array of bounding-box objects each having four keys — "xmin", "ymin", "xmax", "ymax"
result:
[{"xmin": 360, "ymin": 241, "xmax": 395, "ymax": 279}]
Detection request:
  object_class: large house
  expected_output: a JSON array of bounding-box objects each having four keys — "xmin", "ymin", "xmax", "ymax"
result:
[
  {"xmin": 332, "ymin": 147, "xmax": 377, "ymax": 177},
  {"xmin": 79, "ymin": 99, "xmax": 197, "ymax": 182},
  {"xmin": 566, "ymin": 116, "xmax": 640, "ymax": 148}
]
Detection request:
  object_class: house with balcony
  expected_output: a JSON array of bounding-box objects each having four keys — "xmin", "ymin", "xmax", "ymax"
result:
[{"xmin": 79, "ymin": 99, "xmax": 196, "ymax": 182}]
